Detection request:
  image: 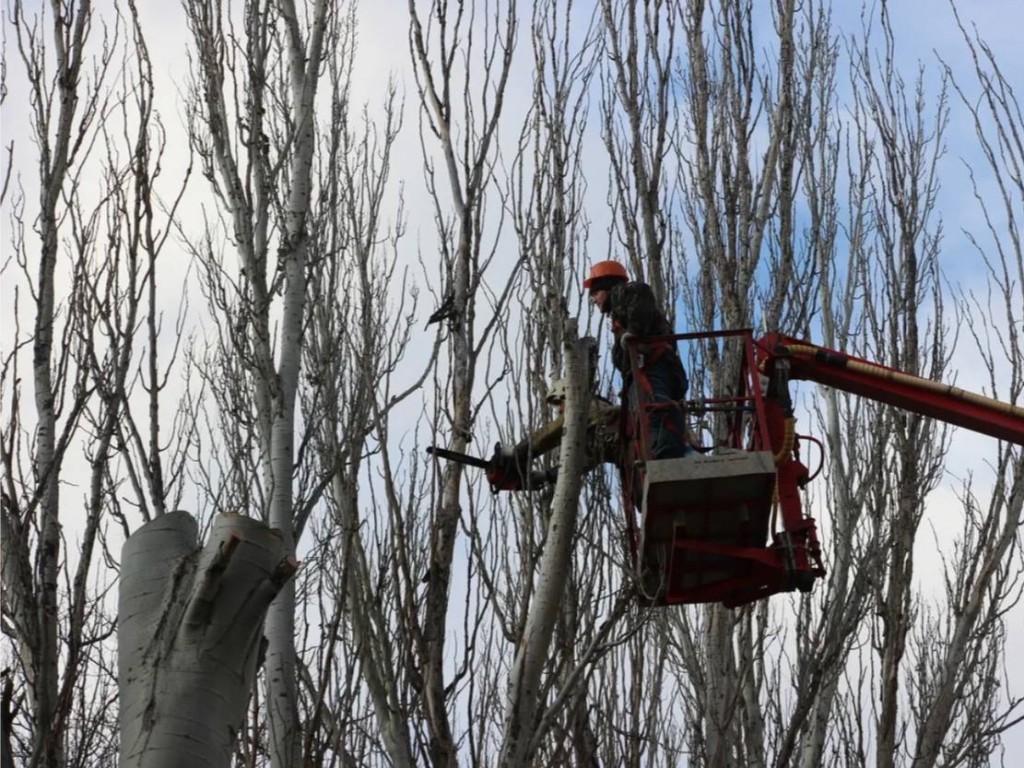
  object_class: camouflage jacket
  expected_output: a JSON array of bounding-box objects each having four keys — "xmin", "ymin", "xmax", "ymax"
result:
[{"xmin": 607, "ymin": 281, "xmax": 676, "ymax": 374}]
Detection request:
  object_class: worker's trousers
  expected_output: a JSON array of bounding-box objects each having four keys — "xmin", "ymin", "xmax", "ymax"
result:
[{"xmin": 630, "ymin": 353, "xmax": 691, "ymax": 460}]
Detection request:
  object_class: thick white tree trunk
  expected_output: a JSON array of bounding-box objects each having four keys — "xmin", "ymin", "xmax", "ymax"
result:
[
  {"xmin": 500, "ymin": 323, "xmax": 590, "ymax": 767},
  {"xmin": 118, "ymin": 511, "xmax": 296, "ymax": 768},
  {"xmin": 261, "ymin": 5, "xmax": 327, "ymax": 764}
]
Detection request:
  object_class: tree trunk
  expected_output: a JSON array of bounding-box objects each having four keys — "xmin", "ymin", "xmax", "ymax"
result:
[
  {"xmin": 118, "ymin": 511, "xmax": 296, "ymax": 768},
  {"xmin": 500, "ymin": 323, "xmax": 591, "ymax": 767}
]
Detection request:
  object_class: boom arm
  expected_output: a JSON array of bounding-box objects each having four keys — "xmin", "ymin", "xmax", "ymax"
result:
[{"xmin": 757, "ymin": 333, "xmax": 1024, "ymax": 446}]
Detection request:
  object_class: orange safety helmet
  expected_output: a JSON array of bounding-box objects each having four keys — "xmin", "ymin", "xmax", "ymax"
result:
[{"xmin": 582, "ymin": 260, "xmax": 629, "ymax": 290}]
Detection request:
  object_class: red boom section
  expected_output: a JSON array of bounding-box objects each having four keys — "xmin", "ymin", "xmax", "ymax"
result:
[{"xmin": 757, "ymin": 333, "xmax": 1024, "ymax": 446}]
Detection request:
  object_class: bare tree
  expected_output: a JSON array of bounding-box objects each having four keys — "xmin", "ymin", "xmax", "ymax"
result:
[
  {"xmin": 495, "ymin": 4, "xmax": 654, "ymax": 765},
  {"xmin": 843, "ymin": 14, "xmax": 955, "ymax": 767},
  {"xmin": 595, "ymin": 4, "xmax": 698, "ymax": 763},
  {"xmin": 180, "ymin": 0, "xmax": 332, "ymax": 764},
  {"xmin": 294, "ymin": 24, "xmax": 430, "ymax": 763},
  {"xmin": 665, "ymin": 1, "xmax": 812, "ymax": 764},
  {"xmin": 764, "ymin": 6, "xmax": 953, "ymax": 765},
  {"xmin": 2, "ymin": 1, "xmax": 1022, "ymax": 765},
  {"xmin": 1, "ymin": 2, "xmax": 115, "ymax": 765},
  {"xmin": 2, "ymin": 0, "xmax": 198, "ymax": 765},
  {"xmin": 899, "ymin": 7, "xmax": 1024, "ymax": 765},
  {"xmin": 499, "ymin": 323, "xmax": 594, "ymax": 766},
  {"xmin": 598, "ymin": 0, "xmax": 679, "ymax": 305},
  {"xmin": 774, "ymin": 10, "xmax": 893, "ymax": 765},
  {"xmin": 407, "ymin": 1, "xmax": 518, "ymax": 763}
]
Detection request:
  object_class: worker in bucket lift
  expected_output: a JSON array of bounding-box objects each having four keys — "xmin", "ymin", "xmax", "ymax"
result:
[{"xmin": 583, "ymin": 260, "xmax": 692, "ymax": 460}]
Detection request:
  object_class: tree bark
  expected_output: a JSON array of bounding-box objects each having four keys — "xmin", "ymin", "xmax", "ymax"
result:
[
  {"xmin": 118, "ymin": 511, "xmax": 296, "ymax": 768},
  {"xmin": 500, "ymin": 322, "xmax": 591, "ymax": 767}
]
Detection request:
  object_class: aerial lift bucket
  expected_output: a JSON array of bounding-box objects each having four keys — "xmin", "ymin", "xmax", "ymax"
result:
[
  {"xmin": 622, "ymin": 329, "xmax": 824, "ymax": 608},
  {"xmin": 637, "ymin": 450, "xmax": 778, "ymax": 606}
]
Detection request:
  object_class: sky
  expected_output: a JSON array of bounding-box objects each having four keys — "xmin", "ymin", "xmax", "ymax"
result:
[{"xmin": 2, "ymin": 0, "xmax": 1022, "ymax": 760}]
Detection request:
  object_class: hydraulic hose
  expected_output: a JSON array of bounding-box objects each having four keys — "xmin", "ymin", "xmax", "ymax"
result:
[{"xmin": 774, "ymin": 417, "xmax": 797, "ymax": 466}]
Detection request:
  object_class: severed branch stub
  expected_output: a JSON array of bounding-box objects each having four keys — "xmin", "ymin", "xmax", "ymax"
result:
[
  {"xmin": 185, "ymin": 532, "xmax": 243, "ymax": 628},
  {"xmin": 118, "ymin": 511, "xmax": 298, "ymax": 768}
]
